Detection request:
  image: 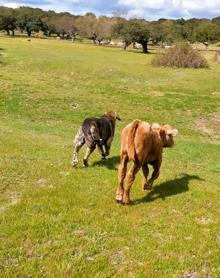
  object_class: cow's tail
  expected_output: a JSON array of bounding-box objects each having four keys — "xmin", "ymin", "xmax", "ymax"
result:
[{"xmin": 127, "ymin": 120, "xmax": 141, "ymax": 161}]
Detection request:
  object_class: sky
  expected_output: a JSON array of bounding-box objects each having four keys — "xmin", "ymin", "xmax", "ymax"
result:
[{"xmin": 1, "ymin": 0, "xmax": 220, "ymax": 20}]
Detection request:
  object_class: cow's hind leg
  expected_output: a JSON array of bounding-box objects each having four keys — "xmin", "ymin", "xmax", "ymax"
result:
[
  {"xmin": 122, "ymin": 162, "xmax": 140, "ymax": 205},
  {"xmin": 97, "ymin": 143, "xmax": 106, "ymax": 160},
  {"xmin": 83, "ymin": 146, "xmax": 95, "ymax": 167},
  {"xmin": 116, "ymin": 153, "xmax": 128, "ymax": 203},
  {"xmin": 145, "ymin": 161, "xmax": 160, "ymax": 189},
  {"xmin": 72, "ymin": 127, "xmax": 85, "ymax": 167},
  {"xmin": 142, "ymin": 164, "xmax": 150, "ymax": 190}
]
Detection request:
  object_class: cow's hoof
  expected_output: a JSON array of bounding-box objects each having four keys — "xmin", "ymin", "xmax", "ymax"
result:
[
  {"xmin": 83, "ymin": 159, "xmax": 89, "ymax": 167},
  {"xmin": 143, "ymin": 183, "xmax": 152, "ymax": 190},
  {"xmin": 71, "ymin": 160, "xmax": 78, "ymax": 167},
  {"xmin": 122, "ymin": 197, "xmax": 130, "ymax": 205},
  {"xmin": 122, "ymin": 201, "xmax": 130, "ymax": 205},
  {"xmin": 115, "ymin": 194, "xmax": 123, "ymax": 203}
]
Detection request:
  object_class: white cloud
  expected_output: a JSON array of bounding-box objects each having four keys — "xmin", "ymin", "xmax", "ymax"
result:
[
  {"xmin": 118, "ymin": 0, "xmax": 170, "ymax": 10},
  {"xmin": 182, "ymin": 0, "xmax": 220, "ymax": 12},
  {"xmin": 118, "ymin": 0, "xmax": 220, "ymax": 18},
  {"xmin": 0, "ymin": 0, "xmax": 84, "ymax": 14},
  {"xmin": 0, "ymin": 0, "xmax": 219, "ymax": 19},
  {"xmin": 1, "ymin": 2, "xmax": 19, "ymax": 8}
]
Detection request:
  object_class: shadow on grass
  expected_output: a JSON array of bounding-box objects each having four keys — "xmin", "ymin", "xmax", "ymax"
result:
[
  {"xmin": 92, "ymin": 155, "xmax": 120, "ymax": 170},
  {"xmin": 133, "ymin": 173, "xmax": 203, "ymax": 205},
  {"xmin": 127, "ymin": 49, "xmax": 154, "ymax": 54}
]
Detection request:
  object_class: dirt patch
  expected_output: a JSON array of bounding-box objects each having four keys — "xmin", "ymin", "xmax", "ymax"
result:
[
  {"xmin": 73, "ymin": 230, "xmax": 86, "ymax": 237},
  {"xmin": 196, "ymin": 217, "xmax": 213, "ymax": 225},
  {"xmin": 195, "ymin": 112, "xmax": 220, "ymax": 142},
  {"xmin": 36, "ymin": 178, "xmax": 48, "ymax": 187},
  {"xmin": 211, "ymin": 92, "xmax": 220, "ymax": 96},
  {"xmin": 35, "ymin": 178, "xmax": 54, "ymax": 188},
  {"xmin": 182, "ymin": 272, "xmax": 198, "ymax": 278},
  {"xmin": 0, "ymin": 192, "xmax": 21, "ymax": 213},
  {"xmin": 71, "ymin": 103, "xmax": 80, "ymax": 109},
  {"xmin": 148, "ymin": 91, "xmax": 164, "ymax": 97},
  {"xmin": 109, "ymin": 247, "xmax": 130, "ymax": 266}
]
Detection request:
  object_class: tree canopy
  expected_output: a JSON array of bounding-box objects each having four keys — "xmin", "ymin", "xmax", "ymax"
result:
[{"xmin": 0, "ymin": 6, "xmax": 220, "ymax": 52}]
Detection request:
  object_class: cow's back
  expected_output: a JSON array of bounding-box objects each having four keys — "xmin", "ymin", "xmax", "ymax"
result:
[
  {"xmin": 121, "ymin": 120, "xmax": 162, "ymax": 164},
  {"xmin": 97, "ymin": 117, "xmax": 113, "ymax": 142}
]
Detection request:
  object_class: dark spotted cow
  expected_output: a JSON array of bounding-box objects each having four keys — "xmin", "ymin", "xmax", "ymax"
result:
[{"xmin": 72, "ymin": 111, "xmax": 121, "ymax": 167}]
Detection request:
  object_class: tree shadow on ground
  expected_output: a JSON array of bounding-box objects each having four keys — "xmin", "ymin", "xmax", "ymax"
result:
[
  {"xmin": 133, "ymin": 173, "xmax": 203, "ymax": 205},
  {"xmin": 92, "ymin": 156, "xmax": 120, "ymax": 170},
  {"xmin": 127, "ymin": 49, "xmax": 154, "ymax": 54}
]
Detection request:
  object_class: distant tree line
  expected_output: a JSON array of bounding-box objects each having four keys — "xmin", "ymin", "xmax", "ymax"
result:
[{"xmin": 0, "ymin": 6, "xmax": 220, "ymax": 53}]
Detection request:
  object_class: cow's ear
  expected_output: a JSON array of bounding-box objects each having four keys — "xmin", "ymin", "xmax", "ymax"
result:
[
  {"xmin": 167, "ymin": 128, "xmax": 178, "ymax": 136},
  {"xmin": 151, "ymin": 123, "xmax": 160, "ymax": 131},
  {"xmin": 172, "ymin": 129, "xmax": 178, "ymax": 136}
]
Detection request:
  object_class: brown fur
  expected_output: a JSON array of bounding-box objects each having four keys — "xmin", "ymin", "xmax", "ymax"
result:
[
  {"xmin": 127, "ymin": 120, "xmax": 141, "ymax": 161},
  {"xmin": 116, "ymin": 120, "xmax": 178, "ymax": 204}
]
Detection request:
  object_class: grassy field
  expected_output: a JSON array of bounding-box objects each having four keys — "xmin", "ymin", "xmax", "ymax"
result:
[{"xmin": 0, "ymin": 37, "xmax": 220, "ymax": 277}]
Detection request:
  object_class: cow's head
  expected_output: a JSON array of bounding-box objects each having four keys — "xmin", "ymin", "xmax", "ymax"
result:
[
  {"xmin": 160, "ymin": 124, "xmax": 178, "ymax": 147},
  {"xmin": 104, "ymin": 111, "xmax": 121, "ymax": 121},
  {"xmin": 152, "ymin": 123, "xmax": 178, "ymax": 147}
]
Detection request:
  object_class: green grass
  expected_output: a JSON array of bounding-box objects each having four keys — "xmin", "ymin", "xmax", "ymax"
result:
[{"xmin": 0, "ymin": 37, "xmax": 220, "ymax": 277}]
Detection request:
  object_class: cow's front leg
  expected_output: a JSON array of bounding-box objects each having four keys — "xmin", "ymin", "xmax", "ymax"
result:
[
  {"xmin": 83, "ymin": 146, "xmax": 95, "ymax": 167},
  {"xmin": 145, "ymin": 161, "xmax": 161, "ymax": 189},
  {"xmin": 116, "ymin": 153, "xmax": 128, "ymax": 203},
  {"xmin": 104, "ymin": 136, "xmax": 113, "ymax": 157},
  {"xmin": 122, "ymin": 162, "xmax": 140, "ymax": 205},
  {"xmin": 104, "ymin": 142, "xmax": 111, "ymax": 157}
]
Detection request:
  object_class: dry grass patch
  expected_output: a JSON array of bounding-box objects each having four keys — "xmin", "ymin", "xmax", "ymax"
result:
[
  {"xmin": 214, "ymin": 51, "xmax": 220, "ymax": 63},
  {"xmin": 195, "ymin": 112, "xmax": 220, "ymax": 142},
  {"xmin": 148, "ymin": 90, "xmax": 165, "ymax": 97}
]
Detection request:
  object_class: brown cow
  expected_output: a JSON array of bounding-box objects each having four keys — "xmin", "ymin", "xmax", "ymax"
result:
[{"xmin": 116, "ymin": 120, "xmax": 178, "ymax": 204}]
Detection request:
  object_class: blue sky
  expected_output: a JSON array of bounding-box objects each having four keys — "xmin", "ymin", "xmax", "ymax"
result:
[{"xmin": 1, "ymin": 0, "xmax": 220, "ymax": 19}]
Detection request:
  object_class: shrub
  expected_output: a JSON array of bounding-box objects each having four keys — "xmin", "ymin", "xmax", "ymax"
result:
[
  {"xmin": 214, "ymin": 51, "xmax": 220, "ymax": 63},
  {"xmin": 152, "ymin": 44, "xmax": 208, "ymax": 68}
]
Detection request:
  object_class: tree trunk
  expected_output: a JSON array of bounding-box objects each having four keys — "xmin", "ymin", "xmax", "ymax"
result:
[
  {"xmin": 6, "ymin": 29, "xmax": 10, "ymax": 36},
  {"xmin": 12, "ymin": 30, "xmax": 15, "ymax": 36},
  {"xmin": 123, "ymin": 43, "xmax": 127, "ymax": 50},
  {"xmin": 203, "ymin": 42, "xmax": 208, "ymax": 51},
  {"xmin": 141, "ymin": 42, "xmax": 148, "ymax": 53},
  {"xmin": 27, "ymin": 28, "xmax": 31, "ymax": 37}
]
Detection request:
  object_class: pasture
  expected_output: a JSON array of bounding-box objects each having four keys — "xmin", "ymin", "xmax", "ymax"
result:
[{"xmin": 0, "ymin": 37, "xmax": 220, "ymax": 277}]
